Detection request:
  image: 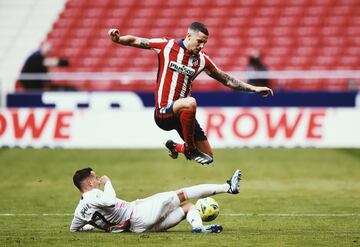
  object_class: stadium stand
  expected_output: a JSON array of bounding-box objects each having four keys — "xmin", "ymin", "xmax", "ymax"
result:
[
  {"xmin": 0, "ymin": 0, "xmax": 67, "ymax": 93},
  {"xmin": 34, "ymin": 0, "xmax": 360, "ymax": 91}
]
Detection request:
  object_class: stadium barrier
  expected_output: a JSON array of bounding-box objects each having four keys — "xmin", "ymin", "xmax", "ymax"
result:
[
  {"xmin": 2, "ymin": 70, "xmax": 359, "ymax": 97},
  {"xmin": 5, "ymin": 91, "xmax": 360, "ymax": 108},
  {"xmin": 0, "ymin": 107, "xmax": 359, "ymax": 148},
  {"xmin": 15, "ymin": 70, "xmax": 360, "ymax": 81},
  {"xmin": 1, "ymin": 71, "xmax": 359, "ymax": 148}
]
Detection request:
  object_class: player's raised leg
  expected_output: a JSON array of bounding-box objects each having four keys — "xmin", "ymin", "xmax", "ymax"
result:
[
  {"xmin": 178, "ymin": 169, "xmax": 241, "ymax": 233},
  {"xmin": 145, "ymin": 169, "xmax": 241, "ymax": 233},
  {"xmin": 169, "ymin": 97, "xmax": 213, "ymax": 165},
  {"xmin": 176, "ymin": 169, "xmax": 242, "ymax": 202}
]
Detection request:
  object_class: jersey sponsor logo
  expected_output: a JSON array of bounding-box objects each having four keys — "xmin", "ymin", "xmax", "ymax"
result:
[{"xmin": 169, "ymin": 61, "xmax": 195, "ymax": 77}]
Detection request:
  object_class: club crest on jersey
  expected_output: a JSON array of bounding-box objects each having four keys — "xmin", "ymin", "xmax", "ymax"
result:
[
  {"xmin": 192, "ymin": 57, "xmax": 199, "ymax": 66},
  {"xmin": 169, "ymin": 61, "xmax": 195, "ymax": 77}
]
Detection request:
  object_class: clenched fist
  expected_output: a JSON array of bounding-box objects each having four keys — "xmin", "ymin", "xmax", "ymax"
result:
[
  {"xmin": 108, "ymin": 28, "xmax": 120, "ymax": 42},
  {"xmin": 99, "ymin": 175, "xmax": 110, "ymax": 186}
]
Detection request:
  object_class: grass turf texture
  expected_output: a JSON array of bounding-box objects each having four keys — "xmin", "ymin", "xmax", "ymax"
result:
[{"xmin": 0, "ymin": 148, "xmax": 359, "ymax": 247}]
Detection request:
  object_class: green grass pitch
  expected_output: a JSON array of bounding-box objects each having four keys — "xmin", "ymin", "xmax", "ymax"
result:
[{"xmin": 0, "ymin": 148, "xmax": 359, "ymax": 247}]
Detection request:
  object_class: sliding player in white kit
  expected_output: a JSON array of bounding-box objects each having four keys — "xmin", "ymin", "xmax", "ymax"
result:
[{"xmin": 70, "ymin": 167, "xmax": 241, "ymax": 233}]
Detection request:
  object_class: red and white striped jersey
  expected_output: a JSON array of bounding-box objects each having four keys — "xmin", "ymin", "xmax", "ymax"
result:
[{"xmin": 149, "ymin": 37, "xmax": 219, "ymax": 109}]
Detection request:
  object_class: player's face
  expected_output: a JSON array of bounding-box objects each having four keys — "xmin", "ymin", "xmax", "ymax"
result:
[
  {"xmin": 186, "ymin": 31, "xmax": 208, "ymax": 55},
  {"xmin": 89, "ymin": 171, "xmax": 101, "ymax": 189}
]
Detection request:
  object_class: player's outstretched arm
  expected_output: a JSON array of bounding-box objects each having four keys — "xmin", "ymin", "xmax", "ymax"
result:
[
  {"xmin": 98, "ymin": 175, "xmax": 116, "ymax": 207},
  {"xmin": 108, "ymin": 28, "xmax": 150, "ymax": 49},
  {"xmin": 208, "ymin": 68, "xmax": 274, "ymax": 97}
]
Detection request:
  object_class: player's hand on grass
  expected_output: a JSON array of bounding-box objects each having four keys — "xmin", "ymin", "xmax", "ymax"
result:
[
  {"xmin": 108, "ymin": 28, "xmax": 120, "ymax": 42},
  {"xmin": 99, "ymin": 175, "xmax": 110, "ymax": 186},
  {"xmin": 253, "ymin": 86, "xmax": 274, "ymax": 97}
]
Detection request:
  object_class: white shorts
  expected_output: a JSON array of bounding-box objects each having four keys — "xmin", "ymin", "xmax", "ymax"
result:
[{"xmin": 129, "ymin": 191, "xmax": 181, "ymax": 233}]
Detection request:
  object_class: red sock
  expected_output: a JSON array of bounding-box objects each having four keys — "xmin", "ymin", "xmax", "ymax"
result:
[
  {"xmin": 179, "ymin": 109, "xmax": 196, "ymax": 150},
  {"xmin": 174, "ymin": 143, "xmax": 185, "ymax": 153}
]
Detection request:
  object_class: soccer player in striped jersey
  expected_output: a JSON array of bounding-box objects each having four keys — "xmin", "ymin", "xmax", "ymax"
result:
[
  {"xmin": 108, "ymin": 22, "xmax": 273, "ymax": 165},
  {"xmin": 70, "ymin": 167, "xmax": 241, "ymax": 233}
]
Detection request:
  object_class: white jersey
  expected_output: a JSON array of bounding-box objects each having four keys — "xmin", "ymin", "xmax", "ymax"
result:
[{"xmin": 70, "ymin": 181, "xmax": 134, "ymax": 232}]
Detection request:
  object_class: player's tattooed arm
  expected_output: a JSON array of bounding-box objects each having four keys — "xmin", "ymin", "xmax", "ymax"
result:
[
  {"xmin": 208, "ymin": 68, "xmax": 274, "ymax": 96},
  {"xmin": 108, "ymin": 29, "xmax": 150, "ymax": 49},
  {"xmin": 139, "ymin": 39, "xmax": 150, "ymax": 49},
  {"xmin": 118, "ymin": 36, "xmax": 150, "ymax": 49},
  {"xmin": 208, "ymin": 68, "xmax": 254, "ymax": 92}
]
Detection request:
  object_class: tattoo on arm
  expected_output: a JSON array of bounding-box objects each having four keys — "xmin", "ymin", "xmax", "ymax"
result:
[
  {"xmin": 209, "ymin": 69, "xmax": 254, "ymax": 92},
  {"xmin": 139, "ymin": 39, "xmax": 150, "ymax": 49}
]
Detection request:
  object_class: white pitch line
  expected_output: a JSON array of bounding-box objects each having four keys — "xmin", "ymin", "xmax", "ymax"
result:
[
  {"xmin": 0, "ymin": 213, "xmax": 359, "ymax": 217},
  {"xmin": 223, "ymin": 213, "xmax": 360, "ymax": 217},
  {"xmin": 0, "ymin": 213, "xmax": 73, "ymax": 216}
]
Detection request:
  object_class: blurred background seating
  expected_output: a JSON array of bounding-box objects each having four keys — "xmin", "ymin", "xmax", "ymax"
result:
[{"xmin": 2, "ymin": 0, "xmax": 360, "ymax": 92}]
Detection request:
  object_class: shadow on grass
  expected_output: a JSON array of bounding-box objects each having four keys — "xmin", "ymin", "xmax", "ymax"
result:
[{"xmin": 338, "ymin": 149, "xmax": 360, "ymax": 162}]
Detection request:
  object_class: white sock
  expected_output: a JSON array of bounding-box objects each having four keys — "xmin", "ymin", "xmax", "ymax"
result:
[
  {"xmin": 182, "ymin": 184, "xmax": 230, "ymax": 200},
  {"xmin": 186, "ymin": 205, "xmax": 203, "ymax": 228}
]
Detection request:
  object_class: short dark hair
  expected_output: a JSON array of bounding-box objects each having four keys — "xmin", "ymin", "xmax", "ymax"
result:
[
  {"xmin": 189, "ymin": 22, "xmax": 209, "ymax": 36},
  {"xmin": 73, "ymin": 167, "xmax": 93, "ymax": 191}
]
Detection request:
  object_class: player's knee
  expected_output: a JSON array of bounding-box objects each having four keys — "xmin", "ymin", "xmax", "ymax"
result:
[
  {"xmin": 185, "ymin": 97, "xmax": 197, "ymax": 111},
  {"xmin": 174, "ymin": 97, "xmax": 197, "ymax": 114},
  {"xmin": 181, "ymin": 203, "xmax": 195, "ymax": 214}
]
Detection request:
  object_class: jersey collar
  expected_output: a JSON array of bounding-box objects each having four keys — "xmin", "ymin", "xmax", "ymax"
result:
[
  {"xmin": 178, "ymin": 39, "xmax": 200, "ymax": 57},
  {"xmin": 178, "ymin": 39, "xmax": 187, "ymax": 50}
]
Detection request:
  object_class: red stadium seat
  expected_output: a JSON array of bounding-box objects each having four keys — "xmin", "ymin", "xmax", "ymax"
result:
[{"xmin": 44, "ymin": 0, "xmax": 360, "ymax": 91}]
